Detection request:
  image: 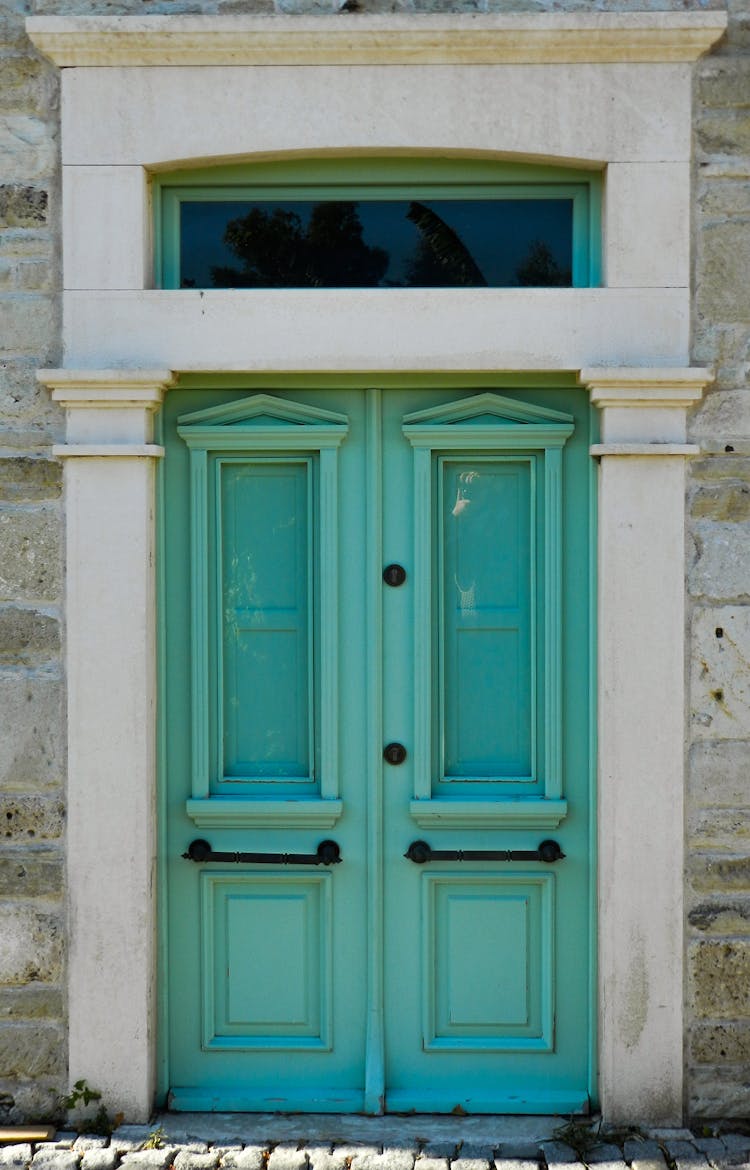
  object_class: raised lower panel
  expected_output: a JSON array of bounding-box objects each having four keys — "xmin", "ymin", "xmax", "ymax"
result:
[
  {"xmin": 200, "ymin": 871, "xmax": 332, "ymax": 1051},
  {"xmin": 422, "ymin": 872, "xmax": 554, "ymax": 1052}
]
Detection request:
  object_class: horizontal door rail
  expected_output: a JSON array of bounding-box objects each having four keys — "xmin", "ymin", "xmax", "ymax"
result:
[
  {"xmin": 183, "ymin": 838, "xmax": 342, "ymax": 866},
  {"xmin": 404, "ymin": 839, "xmax": 565, "ymax": 864}
]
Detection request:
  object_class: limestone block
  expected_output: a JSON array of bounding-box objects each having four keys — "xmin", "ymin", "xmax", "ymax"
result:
[
  {"xmin": 266, "ymin": 1147, "xmax": 309, "ymax": 1170},
  {"xmin": 0, "ymin": 903, "xmax": 63, "ymax": 984},
  {"xmin": 0, "ymin": 187, "xmax": 47, "ymax": 230},
  {"xmin": 688, "ymin": 806, "xmax": 750, "ymax": 851},
  {"xmin": 0, "ymin": 55, "xmax": 58, "ymax": 118},
  {"xmin": 696, "ymin": 58, "xmax": 750, "ymax": 109},
  {"xmin": 690, "ymin": 607, "xmax": 750, "ymax": 736},
  {"xmin": 688, "ymin": 852, "xmax": 750, "ymax": 894},
  {"xmin": 689, "ymin": 739, "xmax": 750, "ymax": 806},
  {"xmin": 698, "ymin": 179, "xmax": 750, "ymax": 220},
  {"xmin": 692, "ymin": 323, "xmax": 750, "ymax": 388},
  {"xmin": 691, "ymin": 483, "xmax": 750, "ymax": 522},
  {"xmin": 0, "ymin": 1146, "xmax": 32, "ymax": 1168},
  {"xmin": 688, "ymin": 897, "xmax": 750, "ymax": 936},
  {"xmin": 0, "ymin": 297, "xmax": 58, "ymax": 360},
  {"xmin": 0, "ymin": 852, "xmax": 62, "ymax": 897},
  {"xmin": 173, "ymin": 1153, "xmax": 219, "ymax": 1170},
  {"xmin": 0, "ymin": 795, "xmax": 65, "ymax": 840},
  {"xmin": 696, "ymin": 221, "xmax": 750, "ymax": 321},
  {"xmin": 0, "ymin": 509, "xmax": 61, "ymax": 601},
  {"xmin": 689, "ymin": 393, "xmax": 750, "ymax": 444},
  {"xmin": 0, "ymin": 607, "xmax": 60, "ymax": 666},
  {"xmin": 689, "ymin": 940, "xmax": 750, "ymax": 1019},
  {"xmin": 0, "ymin": 120, "xmax": 57, "ymax": 185},
  {"xmin": 697, "ymin": 113, "xmax": 750, "ymax": 162},
  {"xmin": 691, "ymin": 1021, "xmax": 750, "ymax": 1063},
  {"xmin": 219, "ymin": 1150, "xmax": 266, "ymax": 1170},
  {"xmin": 0, "ymin": 985, "xmax": 63, "ymax": 1020},
  {"xmin": 0, "ymin": 672, "xmax": 64, "ymax": 790},
  {"xmin": 31, "ymin": 1152, "xmax": 79, "ymax": 1170},
  {"xmin": 81, "ymin": 1153, "xmax": 117, "ymax": 1170},
  {"xmin": 689, "ymin": 1066, "xmax": 750, "ymax": 1119},
  {"xmin": 689, "ymin": 522, "xmax": 750, "ymax": 598},
  {"xmin": 0, "ymin": 460, "xmax": 61, "ymax": 504},
  {"xmin": 119, "ymin": 1150, "xmax": 178, "ymax": 1170},
  {"xmin": 0, "ymin": 1022, "xmax": 64, "ymax": 1079}
]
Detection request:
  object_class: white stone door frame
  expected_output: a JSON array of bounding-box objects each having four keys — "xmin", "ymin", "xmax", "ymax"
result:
[{"xmin": 29, "ymin": 9, "xmax": 726, "ymax": 1125}]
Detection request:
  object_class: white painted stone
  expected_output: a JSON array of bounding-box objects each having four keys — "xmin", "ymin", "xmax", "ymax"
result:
[
  {"xmin": 61, "ymin": 288, "xmax": 690, "ymax": 371},
  {"xmin": 691, "ymin": 607, "xmax": 750, "ymax": 742},
  {"xmin": 43, "ymin": 376, "xmax": 172, "ymax": 1123},
  {"xmin": 60, "ymin": 63, "xmax": 692, "ymax": 169},
  {"xmin": 605, "ymin": 163, "xmax": 690, "ymax": 289},
  {"xmin": 63, "ymin": 166, "xmax": 149, "ymax": 291}
]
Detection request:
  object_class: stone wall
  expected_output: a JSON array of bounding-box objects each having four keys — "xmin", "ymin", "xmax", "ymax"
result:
[
  {"xmin": 687, "ymin": 0, "xmax": 750, "ymax": 1121},
  {"xmin": 0, "ymin": 0, "xmax": 747, "ymax": 1125}
]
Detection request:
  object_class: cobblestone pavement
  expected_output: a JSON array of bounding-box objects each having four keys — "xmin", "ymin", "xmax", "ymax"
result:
[{"xmin": 2, "ymin": 1118, "xmax": 750, "ymax": 1170}]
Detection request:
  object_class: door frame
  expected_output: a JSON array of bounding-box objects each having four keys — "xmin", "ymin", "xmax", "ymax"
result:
[{"xmin": 28, "ymin": 6, "xmax": 727, "ymax": 1126}]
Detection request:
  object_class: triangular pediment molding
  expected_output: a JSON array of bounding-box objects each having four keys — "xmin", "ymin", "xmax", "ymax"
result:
[
  {"xmin": 178, "ymin": 393, "xmax": 349, "ymax": 451},
  {"xmin": 402, "ymin": 392, "xmax": 574, "ymax": 450},
  {"xmin": 178, "ymin": 392, "xmax": 347, "ymax": 429}
]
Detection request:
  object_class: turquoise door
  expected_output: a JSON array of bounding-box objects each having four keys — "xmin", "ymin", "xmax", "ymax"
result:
[{"xmin": 162, "ymin": 382, "xmax": 594, "ymax": 1113}]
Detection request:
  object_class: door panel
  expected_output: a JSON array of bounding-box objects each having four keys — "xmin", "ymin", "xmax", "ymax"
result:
[{"xmin": 163, "ymin": 382, "xmax": 594, "ymax": 1113}]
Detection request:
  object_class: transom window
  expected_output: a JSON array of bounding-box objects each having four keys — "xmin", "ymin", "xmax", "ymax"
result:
[{"xmin": 155, "ymin": 157, "xmax": 601, "ymax": 290}]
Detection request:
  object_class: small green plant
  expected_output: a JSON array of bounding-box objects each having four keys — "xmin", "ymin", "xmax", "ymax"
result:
[
  {"xmin": 60, "ymin": 1079, "xmax": 123, "ymax": 1137},
  {"xmin": 143, "ymin": 1127, "xmax": 166, "ymax": 1150}
]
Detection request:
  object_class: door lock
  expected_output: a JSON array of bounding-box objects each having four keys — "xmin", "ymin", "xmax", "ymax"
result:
[
  {"xmin": 383, "ymin": 742, "xmax": 408, "ymax": 765},
  {"xmin": 383, "ymin": 564, "xmax": 407, "ymax": 587}
]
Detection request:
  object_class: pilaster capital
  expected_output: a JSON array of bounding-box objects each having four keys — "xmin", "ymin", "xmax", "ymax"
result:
[
  {"xmin": 39, "ymin": 369, "xmax": 176, "ymax": 450},
  {"xmin": 578, "ymin": 367, "xmax": 714, "ymax": 446}
]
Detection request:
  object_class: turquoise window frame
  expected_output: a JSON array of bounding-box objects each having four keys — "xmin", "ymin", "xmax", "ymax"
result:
[{"xmin": 154, "ymin": 157, "xmax": 602, "ymax": 290}]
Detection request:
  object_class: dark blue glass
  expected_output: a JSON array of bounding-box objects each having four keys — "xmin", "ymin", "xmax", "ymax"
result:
[{"xmin": 179, "ymin": 199, "xmax": 573, "ymax": 289}]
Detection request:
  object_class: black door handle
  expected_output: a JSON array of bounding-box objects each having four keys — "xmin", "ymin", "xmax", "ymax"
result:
[
  {"xmin": 404, "ymin": 839, "xmax": 565, "ymax": 864},
  {"xmin": 183, "ymin": 839, "xmax": 342, "ymax": 866}
]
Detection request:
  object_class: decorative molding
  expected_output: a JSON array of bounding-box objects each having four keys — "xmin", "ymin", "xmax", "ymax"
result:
[
  {"xmin": 186, "ymin": 798, "xmax": 344, "ymax": 829},
  {"xmin": 26, "ymin": 12, "xmax": 727, "ymax": 69},
  {"xmin": 38, "ymin": 369, "xmax": 176, "ymax": 409},
  {"xmin": 409, "ymin": 798, "xmax": 568, "ymax": 830},
  {"xmin": 590, "ymin": 443, "xmax": 700, "ymax": 458},
  {"xmin": 579, "ymin": 367, "xmax": 714, "ymax": 411},
  {"xmin": 52, "ymin": 444, "xmax": 165, "ymax": 458}
]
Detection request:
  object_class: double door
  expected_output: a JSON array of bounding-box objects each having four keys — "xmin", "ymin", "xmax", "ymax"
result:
[{"xmin": 163, "ymin": 383, "xmax": 593, "ymax": 1113}]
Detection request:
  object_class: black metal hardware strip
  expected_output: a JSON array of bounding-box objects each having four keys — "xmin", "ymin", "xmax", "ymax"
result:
[
  {"xmin": 183, "ymin": 839, "xmax": 342, "ymax": 866},
  {"xmin": 404, "ymin": 839, "xmax": 565, "ymax": 865}
]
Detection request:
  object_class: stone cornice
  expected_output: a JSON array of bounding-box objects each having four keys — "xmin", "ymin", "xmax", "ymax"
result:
[
  {"xmin": 38, "ymin": 369, "xmax": 176, "ymax": 410},
  {"xmin": 579, "ymin": 367, "xmax": 713, "ymax": 410},
  {"xmin": 25, "ymin": 12, "xmax": 727, "ymax": 69}
]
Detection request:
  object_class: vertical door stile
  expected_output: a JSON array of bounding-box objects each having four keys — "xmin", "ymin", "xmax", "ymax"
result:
[
  {"xmin": 189, "ymin": 447, "xmax": 210, "ymax": 799},
  {"xmin": 412, "ymin": 445, "xmax": 432, "ymax": 801},
  {"xmin": 364, "ymin": 386, "xmax": 385, "ymax": 1114},
  {"xmin": 319, "ymin": 447, "xmax": 339, "ymax": 801},
  {"xmin": 545, "ymin": 446, "xmax": 564, "ymax": 797}
]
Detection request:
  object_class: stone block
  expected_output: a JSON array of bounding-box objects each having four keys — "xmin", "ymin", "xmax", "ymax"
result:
[
  {"xmin": 689, "ymin": 739, "xmax": 750, "ymax": 807},
  {"xmin": 0, "ymin": 460, "xmax": 61, "ymax": 503},
  {"xmin": 0, "ymin": 120, "xmax": 57, "ymax": 186},
  {"xmin": 72, "ymin": 1139, "xmax": 108, "ymax": 1153},
  {"xmin": 0, "ymin": 607, "xmax": 60, "ymax": 665},
  {"xmin": 689, "ymin": 940, "xmax": 750, "ymax": 1018},
  {"xmin": 539, "ymin": 1142, "xmax": 577, "ymax": 1164},
  {"xmin": 689, "ymin": 525, "xmax": 750, "ymax": 603},
  {"xmin": 696, "ymin": 221, "xmax": 750, "ymax": 322},
  {"xmin": 697, "ymin": 113, "xmax": 750, "ymax": 163},
  {"xmin": 688, "ymin": 897, "xmax": 750, "ymax": 935},
  {"xmin": 691, "ymin": 484, "xmax": 750, "ymax": 522},
  {"xmin": 0, "ymin": 1023, "xmax": 64, "ymax": 1079},
  {"xmin": 0, "ymin": 1146, "xmax": 32, "ymax": 1169},
  {"xmin": 0, "ymin": 296, "xmax": 58, "ymax": 360},
  {"xmin": 266, "ymin": 1145, "xmax": 307, "ymax": 1170},
  {"xmin": 31, "ymin": 1152, "xmax": 79, "ymax": 1170},
  {"xmin": 0, "ymin": 672, "xmax": 64, "ymax": 791},
  {"xmin": 0, "ymin": 985, "xmax": 63, "ymax": 1020},
  {"xmin": 692, "ymin": 322, "xmax": 750, "ymax": 389},
  {"xmin": 0, "ymin": 55, "xmax": 58, "ymax": 118},
  {"xmin": 690, "ymin": 606, "xmax": 750, "ymax": 736},
  {"xmin": 691, "ymin": 1021, "xmax": 750, "ymax": 1063},
  {"xmin": 689, "ymin": 1067, "xmax": 750, "ymax": 1119},
  {"xmin": 80, "ymin": 1152, "xmax": 117, "ymax": 1170},
  {"xmin": 623, "ymin": 1141, "xmax": 665, "ymax": 1166},
  {"xmin": 173, "ymin": 1153, "xmax": 219, "ymax": 1170},
  {"xmin": 0, "ymin": 852, "xmax": 62, "ymax": 897},
  {"xmin": 697, "ymin": 59, "xmax": 750, "ymax": 109},
  {"xmin": 688, "ymin": 806, "xmax": 750, "ymax": 852},
  {"xmin": 219, "ymin": 1150, "xmax": 266, "ymax": 1170},
  {"xmin": 0, "ymin": 903, "xmax": 63, "ymax": 984},
  {"xmin": 0, "ymin": 796, "xmax": 65, "ymax": 841},
  {"xmin": 119, "ymin": 1150, "xmax": 178, "ymax": 1170},
  {"xmin": 0, "ymin": 188, "xmax": 47, "ymax": 230},
  {"xmin": 0, "ymin": 509, "xmax": 61, "ymax": 602},
  {"xmin": 419, "ymin": 1148, "xmax": 458, "ymax": 1161},
  {"xmin": 349, "ymin": 1152, "xmax": 416, "ymax": 1170},
  {"xmin": 698, "ymin": 180, "xmax": 750, "ymax": 222},
  {"xmin": 689, "ymin": 853, "xmax": 750, "ymax": 894},
  {"xmin": 414, "ymin": 1160, "xmax": 447, "ymax": 1170}
]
